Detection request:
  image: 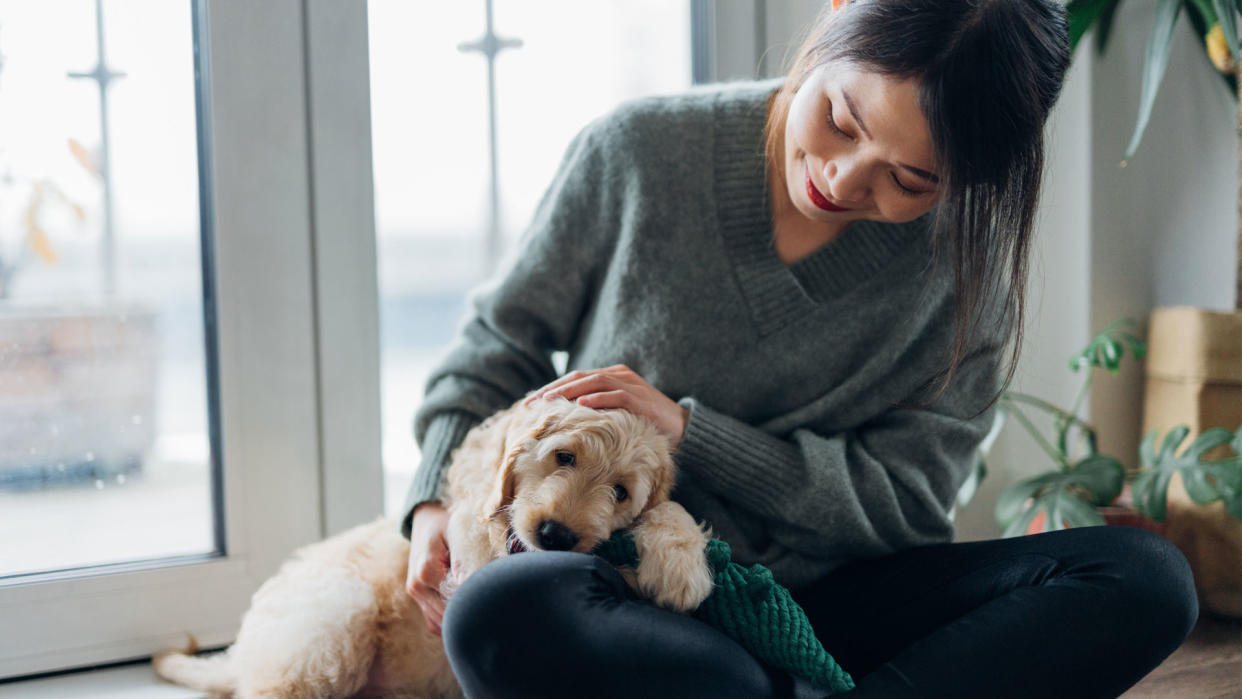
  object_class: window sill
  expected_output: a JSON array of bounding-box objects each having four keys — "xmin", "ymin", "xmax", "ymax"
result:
[{"xmin": 0, "ymin": 660, "xmax": 200, "ymax": 698}]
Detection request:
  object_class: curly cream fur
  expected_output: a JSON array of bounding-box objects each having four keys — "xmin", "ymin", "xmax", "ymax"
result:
[{"xmin": 153, "ymin": 397, "xmax": 711, "ymax": 698}]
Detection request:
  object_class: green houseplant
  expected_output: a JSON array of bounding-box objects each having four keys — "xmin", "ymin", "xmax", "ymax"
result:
[
  {"xmin": 992, "ymin": 319, "xmax": 1242, "ymax": 536},
  {"xmin": 1066, "ymin": 0, "xmax": 1242, "ymax": 617}
]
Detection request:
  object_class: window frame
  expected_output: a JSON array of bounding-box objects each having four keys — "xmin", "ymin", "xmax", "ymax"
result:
[{"xmin": 0, "ymin": 0, "xmax": 380, "ymax": 678}]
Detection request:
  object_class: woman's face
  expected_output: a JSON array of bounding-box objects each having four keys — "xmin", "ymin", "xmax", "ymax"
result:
[{"xmin": 783, "ymin": 61, "xmax": 941, "ymax": 229}]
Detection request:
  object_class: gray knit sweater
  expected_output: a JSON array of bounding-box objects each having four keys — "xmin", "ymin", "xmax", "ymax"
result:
[{"xmin": 402, "ymin": 80, "xmax": 1004, "ymax": 588}]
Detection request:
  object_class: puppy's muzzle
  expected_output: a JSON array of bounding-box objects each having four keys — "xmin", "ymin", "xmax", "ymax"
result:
[{"xmin": 536, "ymin": 520, "xmax": 579, "ymax": 551}]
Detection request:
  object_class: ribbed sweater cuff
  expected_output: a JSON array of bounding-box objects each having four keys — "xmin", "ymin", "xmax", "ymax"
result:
[
  {"xmin": 675, "ymin": 397, "xmax": 804, "ymax": 519},
  {"xmin": 400, "ymin": 411, "xmax": 479, "ymax": 538}
]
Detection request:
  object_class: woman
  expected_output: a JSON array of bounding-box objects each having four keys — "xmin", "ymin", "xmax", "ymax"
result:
[{"xmin": 402, "ymin": 1, "xmax": 1198, "ymax": 697}]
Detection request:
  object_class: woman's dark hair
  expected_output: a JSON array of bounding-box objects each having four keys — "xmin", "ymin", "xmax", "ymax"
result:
[{"xmin": 766, "ymin": 0, "xmax": 1070, "ymax": 404}]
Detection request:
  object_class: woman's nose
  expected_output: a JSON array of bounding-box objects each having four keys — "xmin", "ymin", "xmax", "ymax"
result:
[{"xmin": 825, "ymin": 158, "xmax": 868, "ymax": 204}]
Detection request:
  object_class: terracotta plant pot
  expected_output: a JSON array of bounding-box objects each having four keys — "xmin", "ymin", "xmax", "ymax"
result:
[{"xmin": 1026, "ymin": 505, "xmax": 1168, "ymax": 537}]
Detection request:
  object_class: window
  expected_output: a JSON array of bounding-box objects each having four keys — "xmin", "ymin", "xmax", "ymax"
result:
[
  {"xmin": 0, "ymin": 0, "xmax": 215, "ymax": 579},
  {"xmin": 1, "ymin": 0, "xmax": 737, "ymax": 678},
  {"xmin": 369, "ymin": 0, "xmax": 692, "ymax": 516},
  {"xmin": 0, "ymin": 1, "xmax": 348, "ymax": 677}
]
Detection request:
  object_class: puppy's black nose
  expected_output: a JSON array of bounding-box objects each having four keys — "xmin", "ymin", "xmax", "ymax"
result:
[{"xmin": 536, "ymin": 520, "xmax": 579, "ymax": 551}]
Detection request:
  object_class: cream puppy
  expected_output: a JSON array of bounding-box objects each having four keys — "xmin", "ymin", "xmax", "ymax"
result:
[{"xmin": 154, "ymin": 398, "xmax": 712, "ymax": 698}]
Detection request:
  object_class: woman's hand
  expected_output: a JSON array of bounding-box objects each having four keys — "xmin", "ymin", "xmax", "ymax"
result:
[
  {"xmin": 524, "ymin": 364, "xmax": 690, "ymax": 448},
  {"xmin": 405, "ymin": 501, "xmax": 451, "ymax": 636}
]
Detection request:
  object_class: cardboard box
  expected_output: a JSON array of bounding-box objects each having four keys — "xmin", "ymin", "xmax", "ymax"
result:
[{"xmin": 1142, "ymin": 306, "xmax": 1242, "ymax": 618}]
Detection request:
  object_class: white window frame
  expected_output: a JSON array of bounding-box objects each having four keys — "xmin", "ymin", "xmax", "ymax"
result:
[{"xmin": 0, "ymin": 0, "xmax": 380, "ymax": 678}]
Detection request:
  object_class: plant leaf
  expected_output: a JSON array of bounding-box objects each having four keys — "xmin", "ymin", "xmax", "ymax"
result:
[
  {"xmin": 1213, "ymin": 0, "xmax": 1240, "ymax": 60},
  {"xmin": 995, "ymin": 471, "xmax": 1060, "ymax": 528},
  {"xmin": 1159, "ymin": 425, "xmax": 1192, "ymax": 463},
  {"xmin": 1225, "ymin": 490, "xmax": 1242, "ymax": 520},
  {"xmin": 1095, "ymin": 0, "xmax": 1123, "ymax": 54},
  {"xmin": 1132, "ymin": 426, "xmax": 1237, "ymax": 521},
  {"xmin": 1103, "ymin": 339, "xmax": 1122, "ymax": 372},
  {"xmin": 1183, "ymin": 467, "xmax": 1223, "ymax": 504},
  {"xmin": 1059, "ymin": 492, "xmax": 1108, "ymax": 528},
  {"xmin": 1133, "ymin": 467, "xmax": 1174, "ymax": 521},
  {"xmin": 1140, "ymin": 429, "xmax": 1159, "ymax": 468},
  {"xmin": 1124, "ymin": 0, "xmax": 1183, "ymax": 161},
  {"xmin": 1069, "ymin": 318, "xmax": 1146, "ymax": 372},
  {"xmin": 1003, "ymin": 502, "xmax": 1044, "ymax": 538},
  {"xmin": 1073, "ymin": 454, "xmax": 1127, "ymax": 505},
  {"xmin": 996, "ymin": 457, "xmax": 1123, "ymax": 536},
  {"xmin": 1067, "ymin": 0, "xmax": 1124, "ymax": 52},
  {"xmin": 1188, "ymin": 0, "xmax": 1220, "ymax": 28},
  {"xmin": 67, "ymin": 138, "xmax": 100, "ymax": 178},
  {"xmin": 1184, "ymin": 426, "xmax": 1235, "ymax": 460},
  {"xmin": 1196, "ymin": 461, "xmax": 1242, "ymax": 504}
]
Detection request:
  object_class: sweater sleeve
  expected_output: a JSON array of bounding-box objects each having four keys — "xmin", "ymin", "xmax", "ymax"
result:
[
  {"xmin": 400, "ymin": 119, "xmax": 616, "ymax": 538},
  {"xmin": 674, "ymin": 343, "xmax": 1001, "ymax": 562}
]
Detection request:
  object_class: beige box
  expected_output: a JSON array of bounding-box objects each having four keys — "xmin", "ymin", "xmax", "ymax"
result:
[{"xmin": 1142, "ymin": 306, "xmax": 1242, "ymax": 618}]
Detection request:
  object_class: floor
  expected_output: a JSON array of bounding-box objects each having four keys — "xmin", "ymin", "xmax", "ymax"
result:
[
  {"xmin": 1122, "ymin": 612, "xmax": 1242, "ymax": 698},
  {"xmin": 2, "ymin": 612, "xmax": 1237, "ymax": 698}
]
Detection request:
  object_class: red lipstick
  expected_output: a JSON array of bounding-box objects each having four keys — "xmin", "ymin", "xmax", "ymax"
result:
[{"xmin": 806, "ymin": 172, "xmax": 849, "ymax": 212}]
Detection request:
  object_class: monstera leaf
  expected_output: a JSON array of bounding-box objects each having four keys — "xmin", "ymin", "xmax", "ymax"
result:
[
  {"xmin": 995, "ymin": 455, "xmax": 1126, "ymax": 537},
  {"xmin": 1132, "ymin": 425, "xmax": 1241, "ymax": 521},
  {"xmin": 1219, "ymin": 426, "xmax": 1242, "ymax": 520},
  {"xmin": 1068, "ymin": 317, "xmax": 1146, "ymax": 374}
]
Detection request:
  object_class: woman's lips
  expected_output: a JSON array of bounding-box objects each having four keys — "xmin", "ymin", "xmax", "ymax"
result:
[{"xmin": 806, "ymin": 172, "xmax": 850, "ymax": 212}]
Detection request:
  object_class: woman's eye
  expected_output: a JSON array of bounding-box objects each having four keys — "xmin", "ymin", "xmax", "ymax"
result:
[
  {"xmin": 826, "ymin": 101, "xmax": 850, "ymax": 139},
  {"xmin": 556, "ymin": 452, "xmax": 575, "ymax": 467},
  {"xmin": 613, "ymin": 484, "xmax": 629, "ymax": 503},
  {"xmin": 891, "ymin": 173, "xmax": 930, "ymax": 198}
]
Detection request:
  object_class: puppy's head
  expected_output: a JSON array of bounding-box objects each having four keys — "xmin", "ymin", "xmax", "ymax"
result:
[{"xmin": 490, "ymin": 398, "xmax": 674, "ymax": 555}]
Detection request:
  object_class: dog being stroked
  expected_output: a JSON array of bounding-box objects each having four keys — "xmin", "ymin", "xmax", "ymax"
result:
[{"xmin": 153, "ymin": 397, "xmax": 713, "ymax": 698}]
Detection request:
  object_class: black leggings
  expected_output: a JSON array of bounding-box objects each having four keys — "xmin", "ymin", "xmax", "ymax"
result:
[{"xmin": 441, "ymin": 526, "xmax": 1198, "ymax": 698}]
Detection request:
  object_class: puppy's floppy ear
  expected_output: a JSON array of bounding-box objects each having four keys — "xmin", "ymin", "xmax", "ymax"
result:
[
  {"xmin": 641, "ymin": 449, "xmax": 676, "ymax": 514},
  {"xmin": 484, "ymin": 444, "xmax": 520, "ymax": 519},
  {"xmin": 483, "ymin": 411, "xmax": 562, "ymax": 519}
]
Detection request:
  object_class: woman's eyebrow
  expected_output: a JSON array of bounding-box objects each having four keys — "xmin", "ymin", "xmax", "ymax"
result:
[{"xmin": 899, "ymin": 164, "xmax": 940, "ymax": 184}]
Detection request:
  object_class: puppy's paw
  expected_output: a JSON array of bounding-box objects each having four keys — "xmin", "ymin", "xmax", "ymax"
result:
[
  {"xmin": 632, "ymin": 502, "xmax": 714, "ymax": 612},
  {"xmin": 636, "ymin": 548, "xmax": 714, "ymax": 612}
]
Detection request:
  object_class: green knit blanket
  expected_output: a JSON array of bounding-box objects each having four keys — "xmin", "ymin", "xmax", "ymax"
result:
[{"xmin": 591, "ymin": 531, "xmax": 855, "ymax": 694}]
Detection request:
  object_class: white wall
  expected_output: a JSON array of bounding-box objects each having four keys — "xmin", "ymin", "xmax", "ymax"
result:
[{"xmin": 1088, "ymin": 2, "xmax": 1239, "ymax": 467}]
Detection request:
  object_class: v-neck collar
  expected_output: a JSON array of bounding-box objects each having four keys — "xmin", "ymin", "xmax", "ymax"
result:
[{"xmin": 712, "ymin": 82, "xmax": 928, "ymax": 336}]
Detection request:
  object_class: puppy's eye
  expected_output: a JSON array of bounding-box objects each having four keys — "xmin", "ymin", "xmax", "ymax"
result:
[
  {"xmin": 556, "ymin": 452, "xmax": 575, "ymax": 467},
  {"xmin": 613, "ymin": 484, "xmax": 628, "ymax": 503}
]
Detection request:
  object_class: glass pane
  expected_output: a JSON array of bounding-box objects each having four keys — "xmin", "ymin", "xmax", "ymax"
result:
[
  {"xmin": 0, "ymin": 0, "xmax": 215, "ymax": 576},
  {"xmin": 369, "ymin": 1, "xmax": 692, "ymax": 516}
]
